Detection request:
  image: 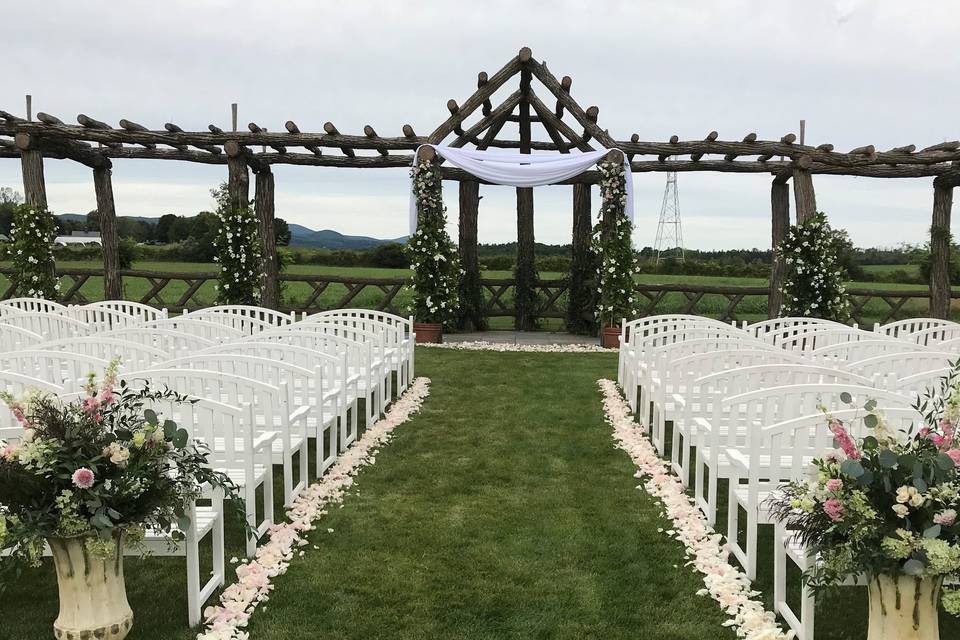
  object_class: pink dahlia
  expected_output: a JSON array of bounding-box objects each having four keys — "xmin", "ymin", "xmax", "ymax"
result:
[
  {"xmin": 947, "ymin": 449, "xmax": 960, "ymax": 466},
  {"xmin": 934, "ymin": 509, "xmax": 957, "ymax": 527},
  {"xmin": 825, "ymin": 479, "xmax": 843, "ymax": 492},
  {"xmin": 823, "ymin": 498, "xmax": 845, "ymax": 522},
  {"xmin": 71, "ymin": 467, "xmax": 95, "ymax": 489}
]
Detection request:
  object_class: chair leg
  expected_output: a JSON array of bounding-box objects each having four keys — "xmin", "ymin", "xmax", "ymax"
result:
[{"xmin": 185, "ymin": 526, "xmax": 201, "ymax": 627}]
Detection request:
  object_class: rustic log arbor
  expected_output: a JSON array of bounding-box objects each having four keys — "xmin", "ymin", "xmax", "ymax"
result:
[{"xmin": 2, "ymin": 47, "xmax": 959, "ymax": 318}]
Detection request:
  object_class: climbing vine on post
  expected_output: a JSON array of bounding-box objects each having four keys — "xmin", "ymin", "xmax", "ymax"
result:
[
  {"xmin": 4, "ymin": 204, "xmax": 59, "ymax": 299},
  {"xmin": 592, "ymin": 159, "xmax": 638, "ymax": 328},
  {"xmin": 212, "ymin": 184, "xmax": 262, "ymax": 305},
  {"xmin": 779, "ymin": 211, "xmax": 850, "ymax": 321},
  {"xmin": 405, "ymin": 156, "xmax": 460, "ymax": 326}
]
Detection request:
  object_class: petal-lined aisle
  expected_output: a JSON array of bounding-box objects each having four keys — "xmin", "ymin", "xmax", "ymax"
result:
[{"xmin": 249, "ymin": 348, "xmax": 734, "ymax": 639}]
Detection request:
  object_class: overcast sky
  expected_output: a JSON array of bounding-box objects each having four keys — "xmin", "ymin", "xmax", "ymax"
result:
[{"xmin": 1, "ymin": 1, "xmax": 956, "ymax": 250}]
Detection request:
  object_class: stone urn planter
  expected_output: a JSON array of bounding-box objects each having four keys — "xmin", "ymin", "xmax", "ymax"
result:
[
  {"xmin": 414, "ymin": 322, "xmax": 443, "ymax": 344},
  {"xmin": 600, "ymin": 325, "xmax": 621, "ymax": 349},
  {"xmin": 866, "ymin": 574, "xmax": 942, "ymax": 640},
  {"xmin": 48, "ymin": 534, "xmax": 133, "ymax": 640}
]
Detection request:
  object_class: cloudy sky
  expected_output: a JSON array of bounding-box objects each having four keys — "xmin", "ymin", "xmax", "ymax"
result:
[{"xmin": 1, "ymin": 1, "xmax": 956, "ymax": 250}]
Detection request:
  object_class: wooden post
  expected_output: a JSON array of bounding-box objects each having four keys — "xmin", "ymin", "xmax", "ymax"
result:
[
  {"xmin": 769, "ymin": 176, "xmax": 791, "ymax": 317},
  {"xmin": 457, "ymin": 180, "xmax": 485, "ymax": 330},
  {"xmin": 254, "ymin": 167, "xmax": 280, "ymax": 309},
  {"xmin": 514, "ymin": 55, "xmax": 538, "ymax": 331},
  {"xmin": 15, "ymin": 133, "xmax": 47, "ymax": 209},
  {"xmin": 567, "ymin": 182, "xmax": 597, "ymax": 334},
  {"xmin": 930, "ymin": 175, "xmax": 956, "ymax": 319},
  {"xmin": 793, "ymin": 169, "xmax": 817, "ymax": 223},
  {"xmin": 93, "ymin": 162, "xmax": 122, "ymax": 300},
  {"xmin": 224, "ymin": 142, "xmax": 250, "ymax": 211}
]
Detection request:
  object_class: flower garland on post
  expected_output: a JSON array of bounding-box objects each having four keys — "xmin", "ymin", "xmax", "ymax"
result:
[
  {"xmin": 213, "ymin": 195, "xmax": 262, "ymax": 305},
  {"xmin": 4, "ymin": 204, "xmax": 59, "ymax": 299},
  {"xmin": 778, "ymin": 211, "xmax": 850, "ymax": 321},
  {"xmin": 405, "ymin": 156, "xmax": 460, "ymax": 327},
  {"xmin": 592, "ymin": 159, "xmax": 638, "ymax": 328}
]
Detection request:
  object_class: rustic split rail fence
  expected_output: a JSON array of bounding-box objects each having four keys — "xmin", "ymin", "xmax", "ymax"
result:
[{"xmin": 1, "ymin": 266, "xmax": 953, "ymax": 327}]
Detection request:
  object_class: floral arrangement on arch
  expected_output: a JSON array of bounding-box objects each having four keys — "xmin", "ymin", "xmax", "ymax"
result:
[
  {"xmin": 212, "ymin": 193, "xmax": 262, "ymax": 305},
  {"xmin": 778, "ymin": 212, "xmax": 850, "ymax": 321},
  {"xmin": 592, "ymin": 160, "xmax": 639, "ymax": 327},
  {"xmin": 0, "ymin": 359, "xmax": 244, "ymax": 581},
  {"xmin": 404, "ymin": 159, "xmax": 460, "ymax": 326},
  {"xmin": 768, "ymin": 361, "xmax": 960, "ymax": 616},
  {"xmin": 2, "ymin": 204, "xmax": 60, "ymax": 300}
]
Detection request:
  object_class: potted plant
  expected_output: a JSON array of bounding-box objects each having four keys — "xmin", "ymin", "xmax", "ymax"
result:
[
  {"xmin": 592, "ymin": 159, "xmax": 638, "ymax": 349},
  {"xmin": 405, "ymin": 156, "xmax": 460, "ymax": 343},
  {"xmin": 768, "ymin": 364, "xmax": 960, "ymax": 640},
  {"xmin": 0, "ymin": 359, "xmax": 243, "ymax": 639}
]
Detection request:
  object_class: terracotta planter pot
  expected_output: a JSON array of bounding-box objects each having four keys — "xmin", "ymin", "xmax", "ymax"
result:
[
  {"xmin": 600, "ymin": 325, "xmax": 621, "ymax": 349},
  {"xmin": 48, "ymin": 535, "xmax": 133, "ymax": 640},
  {"xmin": 866, "ymin": 574, "xmax": 941, "ymax": 640},
  {"xmin": 414, "ymin": 322, "xmax": 443, "ymax": 344}
]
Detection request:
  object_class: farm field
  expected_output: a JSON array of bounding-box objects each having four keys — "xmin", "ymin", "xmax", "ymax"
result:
[{"xmin": 0, "ymin": 260, "xmax": 944, "ymax": 330}]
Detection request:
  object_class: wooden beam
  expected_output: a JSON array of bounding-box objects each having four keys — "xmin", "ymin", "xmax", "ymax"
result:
[
  {"xmin": 249, "ymin": 122, "xmax": 286, "ymax": 154},
  {"xmin": 93, "ymin": 163, "xmax": 121, "ymax": 299},
  {"xmin": 449, "ymin": 90, "xmax": 522, "ymax": 148},
  {"xmin": 226, "ymin": 145, "xmax": 250, "ymax": 211},
  {"xmin": 323, "ymin": 122, "xmax": 356, "ymax": 158},
  {"xmin": 285, "ymin": 120, "xmax": 321, "ymax": 155},
  {"xmin": 930, "ymin": 174, "xmax": 958, "ymax": 318},
  {"xmin": 457, "ymin": 180, "xmax": 484, "ymax": 330},
  {"xmin": 515, "ymin": 61, "xmax": 538, "ymax": 331},
  {"xmin": 567, "ymin": 182, "xmax": 597, "ymax": 333},
  {"xmin": 529, "ymin": 61, "xmax": 617, "ymax": 148},
  {"xmin": 769, "ymin": 179, "xmax": 791, "ymax": 317},
  {"xmin": 15, "ymin": 133, "xmax": 47, "ymax": 209},
  {"xmin": 255, "ymin": 167, "xmax": 280, "ymax": 309},
  {"xmin": 528, "ymin": 90, "xmax": 591, "ymax": 152},
  {"xmin": 690, "ymin": 131, "xmax": 719, "ymax": 161},
  {"xmin": 428, "ymin": 53, "xmax": 524, "ymax": 143},
  {"xmin": 793, "ymin": 169, "xmax": 817, "ymax": 223},
  {"xmin": 364, "ymin": 125, "xmax": 389, "ymax": 156}
]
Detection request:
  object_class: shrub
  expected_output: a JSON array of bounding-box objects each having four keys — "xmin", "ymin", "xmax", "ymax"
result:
[
  {"xmin": 779, "ymin": 212, "xmax": 850, "ymax": 321},
  {"xmin": 3, "ymin": 204, "xmax": 59, "ymax": 299}
]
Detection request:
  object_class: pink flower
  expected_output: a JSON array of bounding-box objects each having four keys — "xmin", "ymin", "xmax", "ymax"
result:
[
  {"xmin": 98, "ymin": 389, "xmax": 115, "ymax": 406},
  {"xmin": 12, "ymin": 407, "xmax": 25, "ymax": 424},
  {"xmin": 919, "ymin": 426, "xmax": 931, "ymax": 437},
  {"xmin": 825, "ymin": 479, "xmax": 843, "ymax": 492},
  {"xmin": 947, "ymin": 449, "xmax": 960, "ymax": 466},
  {"xmin": 828, "ymin": 419, "xmax": 860, "ymax": 460},
  {"xmin": 0, "ymin": 442, "xmax": 18, "ymax": 461},
  {"xmin": 71, "ymin": 467, "xmax": 95, "ymax": 489},
  {"xmin": 82, "ymin": 395, "xmax": 101, "ymax": 414},
  {"xmin": 934, "ymin": 509, "xmax": 957, "ymax": 527},
  {"xmin": 823, "ymin": 498, "xmax": 845, "ymax": 522}
]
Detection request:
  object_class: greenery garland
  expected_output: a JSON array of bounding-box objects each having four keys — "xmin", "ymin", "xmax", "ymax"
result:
[
  {"xmin": 592, "ymin": 160, "xmax": 639, "ymax": 328},
  {"xmin": 212, "ymin": 185, "xmax": 262, "ymax": 305},
  {"xmin": 779, "ymin": 212, "xmax": 850, "ymax": 321},
  {"xmin": 4, "ymin": 204, "xmax": 59, "ymax": 299},
  {"xmin": 405, "ymin": 159, "xmax": 460, "ymax": 326}
]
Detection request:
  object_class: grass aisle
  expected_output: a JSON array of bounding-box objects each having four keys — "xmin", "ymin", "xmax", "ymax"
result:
[{"xmin": 250, "ymin": 349, "xmax": 733, "ymax": 640}]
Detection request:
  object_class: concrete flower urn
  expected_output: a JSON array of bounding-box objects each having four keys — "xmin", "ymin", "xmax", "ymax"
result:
[
  {"xmin": 48, "ymin": 535, "xmax": 134, "ymax": 640},
  {"xmin": 867, "ymin": 574, "xmax": 941, "ymax": 640}
]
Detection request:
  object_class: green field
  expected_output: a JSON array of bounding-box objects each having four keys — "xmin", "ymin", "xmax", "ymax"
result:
[{"xmin": 0, "ymin": 260, "xmax": 944, "ymax": 329}]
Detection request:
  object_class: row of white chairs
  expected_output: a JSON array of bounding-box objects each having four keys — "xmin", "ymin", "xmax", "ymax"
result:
[
  {"xmin": 0, "ymin": 301, "xmax": 416, "ymax": 627},
  {"xmin": 617, "ymin": 314, "xmax": 957, "ymax": 640}
]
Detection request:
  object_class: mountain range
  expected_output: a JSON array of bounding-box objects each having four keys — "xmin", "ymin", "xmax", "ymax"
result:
[{"xmin": 55, "ymin": 214, "xmax": 407, "ymax": 250}]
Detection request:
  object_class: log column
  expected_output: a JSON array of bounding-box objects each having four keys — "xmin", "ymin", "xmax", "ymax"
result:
[
  {"xmin": 15, "ymin": 133, "xmax": 47, "ymax": 209},
  {"xmin": 254, "ymin": 166, "xmax": 280, "ymax": 309},
  {"xmin": 768, "ymin": 175, "xmax": 791, "ymax": 317},
  {"xmin": 224, "ymin": 142, "xmax": 250, "ymax": 211},
  {"xmin": 457, "ymin": 180, "xmax": 485, "ymax": 330},
  {"xmin": 514, "ymin": 51, "xmax": 539, "ymax": 331},
  {"xmin": 930, "ymin": 174, "xmax": 958, "ymax": 318},
  {"xmin": 566, "ymin": 183, "xmax": 597, "ymax": 334},
  {"xmin": 93, "ymin": 162, "xmax": 122, "ymax": 299},
  {"xmin": 792, "ymin": 168, "xmax": 817, "ymax": 223}
]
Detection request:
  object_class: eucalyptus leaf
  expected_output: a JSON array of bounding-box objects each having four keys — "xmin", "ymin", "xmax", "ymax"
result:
[
  {"xmin": 903, "ymin": 559, "xmax": 926, "ymax": 576},
  {"xmin": 864, "ymin": 414, "xmax": 879, "ymax": 429},
  {"xmin": 923, "ymin": 524, "xmax": 942, "ymax": 539},
  {"xmin": 913, "ymin": 477, "xmax": 928, "ymax": 493},
  {"xmin": 840, "ymin": 459, "xmax": 865, "ymax": 479},
  {"xmin": 173, "ymin": 428, "xmax": 189, "ymax": 449},
  {"xmin": 864, "ymin": 399, "xmax": 877, "ymax": 411},
  {"xmin": 878, "ymin": 449, "xmax": 898, "ymax": 469},
  {"xmin": 143, "ymin": 409, "xmax": 158, "ymax": 425},
  {"xmin": 935, "ymin": 453, "xmax": 955, "ymax": 471},
  {"xmin": 840, "ymin": 392, "xmax": 853, "ymax": 405}
]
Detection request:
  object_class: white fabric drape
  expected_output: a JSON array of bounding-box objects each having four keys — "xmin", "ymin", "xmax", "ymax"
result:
[{"xmin": 408, "ymin": 145, "xmax": 634, "ymax": 235}]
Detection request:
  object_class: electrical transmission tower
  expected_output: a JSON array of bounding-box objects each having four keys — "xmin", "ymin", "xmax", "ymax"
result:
[{"xmin": 654, "ymin": 170, "xmax": 684, "ymax": 263}]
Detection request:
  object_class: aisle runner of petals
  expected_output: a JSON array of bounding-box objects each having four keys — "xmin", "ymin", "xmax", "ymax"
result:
[
  {"xmin": 598, "ymin": 378, "xmax": 794, "ymax": 640},
  {"xmin": 197, "ymin": 377, "xmax": 432, "ymax": 640},
  {"xmin": 421, "ymin": 340, "xmax": 609, "ymax": 353}
]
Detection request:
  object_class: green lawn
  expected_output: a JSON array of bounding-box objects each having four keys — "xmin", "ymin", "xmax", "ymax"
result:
[{"xmin": 6, "ymin": 349, "xmax": 960, "ymax": 638}]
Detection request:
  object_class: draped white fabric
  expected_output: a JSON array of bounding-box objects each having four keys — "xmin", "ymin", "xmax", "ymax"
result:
[{"xmin": 408, "ymin": 145, "xmax": 634, "ymax": 235}]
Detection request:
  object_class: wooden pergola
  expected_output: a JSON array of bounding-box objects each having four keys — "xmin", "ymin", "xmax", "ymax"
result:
[{"xmin": 2, "ymin": 46, "xmax": 959, "ymax": 323}]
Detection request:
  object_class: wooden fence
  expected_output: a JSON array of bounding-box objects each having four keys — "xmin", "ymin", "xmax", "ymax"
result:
[{"xmin": 1, "ymin": 266, "xmax": 956, "ymax": 326}]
